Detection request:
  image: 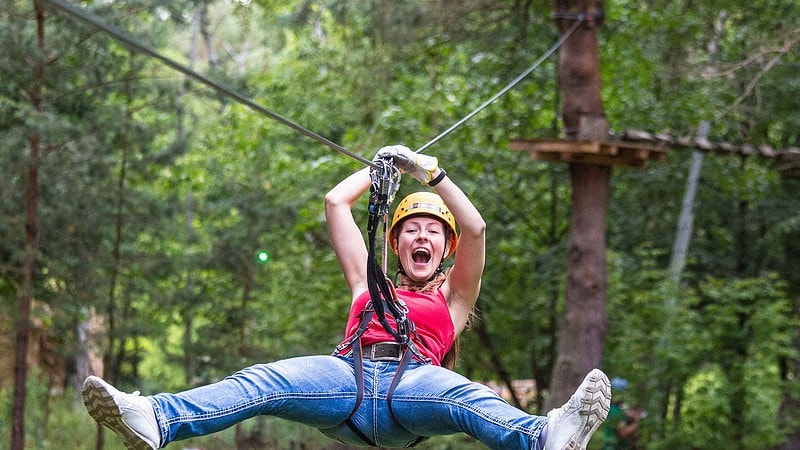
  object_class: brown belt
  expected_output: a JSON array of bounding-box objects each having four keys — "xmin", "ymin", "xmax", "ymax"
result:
[{"xmin": 362, "ymin": 342, "xmax": 403, "ymax": 362}]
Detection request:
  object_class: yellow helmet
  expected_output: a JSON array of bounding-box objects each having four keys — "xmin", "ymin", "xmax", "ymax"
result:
[{"xmin": 388, "ymin": 192, "xmax": 458, "ymax": 259}]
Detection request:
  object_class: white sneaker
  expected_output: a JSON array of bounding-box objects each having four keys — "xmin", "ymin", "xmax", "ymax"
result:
[
  {"xmin": 544, "ymin": 369, "xmax": 611, "ymax": 450},
  {"xmin": 82, "ymin": 376, "xmax": 161, "ymax": 450}
]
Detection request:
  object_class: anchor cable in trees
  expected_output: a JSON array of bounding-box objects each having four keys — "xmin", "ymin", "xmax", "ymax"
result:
[
  {"xmin": 42, "ymin": 0, "xmax": 375, "ymax": 167},
  {"xmin": 414, "ymin": 15, "xmax": 585, "ymax": 154},
  {"xmin": 45, "ymin": 0, "xmax": 584, "ymax": 163}
]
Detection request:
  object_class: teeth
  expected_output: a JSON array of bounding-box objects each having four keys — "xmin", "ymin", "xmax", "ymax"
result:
[{"xmin": 412, "ymin": 249, "xmax": 430, "ymax": 263}]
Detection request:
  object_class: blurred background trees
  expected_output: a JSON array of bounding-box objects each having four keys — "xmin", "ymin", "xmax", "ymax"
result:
[{"xmin": 1, "ymin": 0, "xmax": 798, "ymax": 448}]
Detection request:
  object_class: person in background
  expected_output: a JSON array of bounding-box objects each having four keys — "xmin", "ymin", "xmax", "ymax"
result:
[{"xmin": 600, "ymin": 377, "xmax": 645, "ymax": 449}]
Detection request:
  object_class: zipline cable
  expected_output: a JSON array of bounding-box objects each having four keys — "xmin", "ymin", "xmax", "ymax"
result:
[
  {"xmin": 45, "ymin": 0, "xmax": 584, "ymax": 164},
  {"xmin": 414, "ymin": 15, "xmax": 585, "ymax": 154},
  {"xmin": 42, "ymin": 0, "xmax": 376, "ymax": 167}
]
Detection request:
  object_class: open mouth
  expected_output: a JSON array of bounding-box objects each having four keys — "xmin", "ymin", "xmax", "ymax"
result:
[{"xmin": 412, "ymin": 248, "xmax": 431, "ymax": 264}]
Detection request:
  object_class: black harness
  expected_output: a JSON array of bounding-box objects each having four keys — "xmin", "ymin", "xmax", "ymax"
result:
[{"xmin": 331, "ymin": 158, "xmax": 430, "ymax": 447}]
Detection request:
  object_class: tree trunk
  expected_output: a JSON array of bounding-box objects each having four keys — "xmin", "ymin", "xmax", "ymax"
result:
[
  {"xmin": 235, "ymin": 237, "xmax": 255, "ymax": 449},
  {"xmin": 104, "ymin": 142, "xmax": 127, "ymax": 382},
  {"xmin": 96, "ymin": 57, "xmax": 133, "ymax": 450},
  {"xmin": 548, "ymin": 164, "xmax": 609, "ymax": 410},
  {"xmin": 546, "ymin": 0, "xmax": 608, "ymax": 411},
  {"xmin": 74, "ymin": 307, "xmax": 102, "ymax": 392},
  {"xmin": 13, "ymin": 109, "xmax": 39, "ymax": 450},
  {"xmin": 12, "ymin": 2, "xmax": 45, "ymax": 448}
]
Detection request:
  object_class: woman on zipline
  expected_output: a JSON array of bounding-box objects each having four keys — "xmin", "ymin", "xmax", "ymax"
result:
[{"xmin": 82, "ymin": 145, "xmax": 611, "ymax": 450}]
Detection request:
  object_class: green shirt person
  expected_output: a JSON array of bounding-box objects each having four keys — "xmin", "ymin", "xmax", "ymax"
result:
[{"xmin": 600, "ymin": 377, "xmax": 645, "ymax": 449}]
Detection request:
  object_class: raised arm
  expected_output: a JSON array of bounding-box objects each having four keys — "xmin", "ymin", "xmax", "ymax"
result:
[
  {"xmin": 431, "ymin": 169, "xmax": 486, "ymax": 335},
  {"xmin": 324, "ymin": 167, "xmax": 371, "ymax": 300}
]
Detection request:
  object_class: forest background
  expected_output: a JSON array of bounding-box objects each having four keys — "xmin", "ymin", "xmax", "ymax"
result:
[{"xmin": 2, "ymin": 0, "xmax": 799, "ymax": 449}]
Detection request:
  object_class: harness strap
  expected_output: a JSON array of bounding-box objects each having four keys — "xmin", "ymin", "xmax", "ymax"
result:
[
  {"xmin": 334, "ymin": 159, "xmax": 428, "ymax": 446},
  {"xmin": 344, "ymin": 335, "xmax": 378, "ymax": 447},
  {"xmin": 387, "ymin": 349, "xmax": 429, "ymax": 447},
  {"xmin": 335, "ymin": 307, "xmax": 379, "ymax": 446},
  {"xmin": 333, "ymin": 301, "xmax": 374, "ymax": 357},
  {"xmin": 367, "ymin": 213, "xmax": 406, "ymax": 342},
  {"xmin": 342, "ymin": 344, "xmax": 429, "ymax": 448}
]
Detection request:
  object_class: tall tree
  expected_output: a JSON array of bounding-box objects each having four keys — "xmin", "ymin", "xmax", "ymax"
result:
[
  {"xmin": 11, "ymin": 1, "xmax": 46, "ymax": 447},
  {"xmin": 546, "ymin": 0, "xmax": 609, "ymax": 409}
]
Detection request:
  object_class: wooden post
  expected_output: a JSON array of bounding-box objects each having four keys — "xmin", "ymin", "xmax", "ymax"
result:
[
  {"xmin": 669, "ymin": 121, "xmax": 709, "ymax": 283},
  {"xmin": 546, "ymin": 0, "xmax": 609, "ymax": 410}
]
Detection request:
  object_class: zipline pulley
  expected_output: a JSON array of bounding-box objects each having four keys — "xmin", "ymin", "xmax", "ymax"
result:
[
  {"xmin": 368, "ymin": 156, "xmax": 400, "ymax": 271},
  {"xmin": 368, "ymin": 158, "xmax": 401, "ymax": 220},
  {"xmin": 365, "ymin": 157, "xmax": 408, "ymax": 342}
]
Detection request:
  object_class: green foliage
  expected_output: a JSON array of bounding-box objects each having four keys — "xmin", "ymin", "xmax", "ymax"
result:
[
  {"xmin": 2, "ymin": 0, "xmax": 800, "ymax": 448},
  {"xmin": 669, "ymin": 366, "xmax": 735, "ymax": 449},
  {"xmin": 0, "ymin": 373, "xmax": 128, "ymax": 450},
  {"xmin": 602, "ymin": 262, "xmax": 795, "ymax": 449}
]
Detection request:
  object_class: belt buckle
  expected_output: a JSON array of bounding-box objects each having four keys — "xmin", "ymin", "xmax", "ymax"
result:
[{"xmin": 370, "ymin": 342, "xmax": 402, "ymax": 362}]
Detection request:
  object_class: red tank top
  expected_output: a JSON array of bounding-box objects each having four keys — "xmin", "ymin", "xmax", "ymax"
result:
[{"xmin": 339, "ymin": 289, "xmax": 455, "ymax": 366}]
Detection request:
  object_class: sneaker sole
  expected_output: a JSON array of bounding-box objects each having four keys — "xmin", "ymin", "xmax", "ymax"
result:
[
  {"xmin": 565, "ymin": 369, "xmax": 611, "ymax": 450},
  {"xmin": 82, "ymin": 376, "xmax": 155, "ymax": 450}
]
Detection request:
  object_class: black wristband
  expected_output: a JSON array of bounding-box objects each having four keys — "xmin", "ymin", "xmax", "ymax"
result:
[{"xmin": 428, "ymin": 169, "xmax": 447, "ymax": 187}]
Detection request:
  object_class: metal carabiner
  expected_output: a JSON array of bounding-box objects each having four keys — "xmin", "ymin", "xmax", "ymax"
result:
[
  {"xmin": 368, "ymin": 157, "xmax": 401, "ymax": 272},
  {"xmin": 368, "ymin": 157, "xmax": 401, "ymax": 217}
]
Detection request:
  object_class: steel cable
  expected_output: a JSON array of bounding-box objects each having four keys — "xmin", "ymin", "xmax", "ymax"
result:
[
  {"xmin": 42, "ymin": 0, "xmax": 376, "ymax": 167},
  {"xmin": 44, "ymin": 0, "xmax": 583, "ymax": 164},
  {"xmin": 415, "ymin": 15, "xmax": 585, "ymax": 154}
]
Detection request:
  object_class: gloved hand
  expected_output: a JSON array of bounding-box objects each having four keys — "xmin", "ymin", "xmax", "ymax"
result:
[{"xmin": 375, "ymin": 145, "xmax": 439, "ymax": 185}]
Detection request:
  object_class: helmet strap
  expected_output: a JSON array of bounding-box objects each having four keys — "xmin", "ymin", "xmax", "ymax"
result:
[
  {"xmin": 394, "ymin": 262, "xmax": 407, "ymax": 284},
  {"xmin": 431, "ymin": 261, "xmax": 444, "ymax": 280}
]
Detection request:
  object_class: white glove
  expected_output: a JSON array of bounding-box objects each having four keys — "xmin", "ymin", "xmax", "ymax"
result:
[{"xmin": 375, "ymin": 145, "xmax": 439, "ymax": 185}]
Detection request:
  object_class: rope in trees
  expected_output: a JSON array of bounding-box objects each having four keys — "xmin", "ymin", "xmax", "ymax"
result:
[
  {"xmin": 415, "ymin": 16, "xmax": 584, "ymax": 154},
  {"xmin": 43, "ymin": 0, "xmax": 584, "ymax": 164},
  {"xmin": 43, "ymin": 0, "xmax": 373, "ymax": 166}
]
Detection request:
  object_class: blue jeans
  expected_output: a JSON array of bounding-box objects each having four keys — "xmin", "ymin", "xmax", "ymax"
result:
[{"xmin": 150, "ymin": 355, "xmax": 546, "ymax": 449}]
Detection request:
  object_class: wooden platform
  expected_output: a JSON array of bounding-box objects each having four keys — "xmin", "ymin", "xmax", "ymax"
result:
[{"xmin": 509, "ymin": 138, "xmax": 668, "ymax": 168}]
